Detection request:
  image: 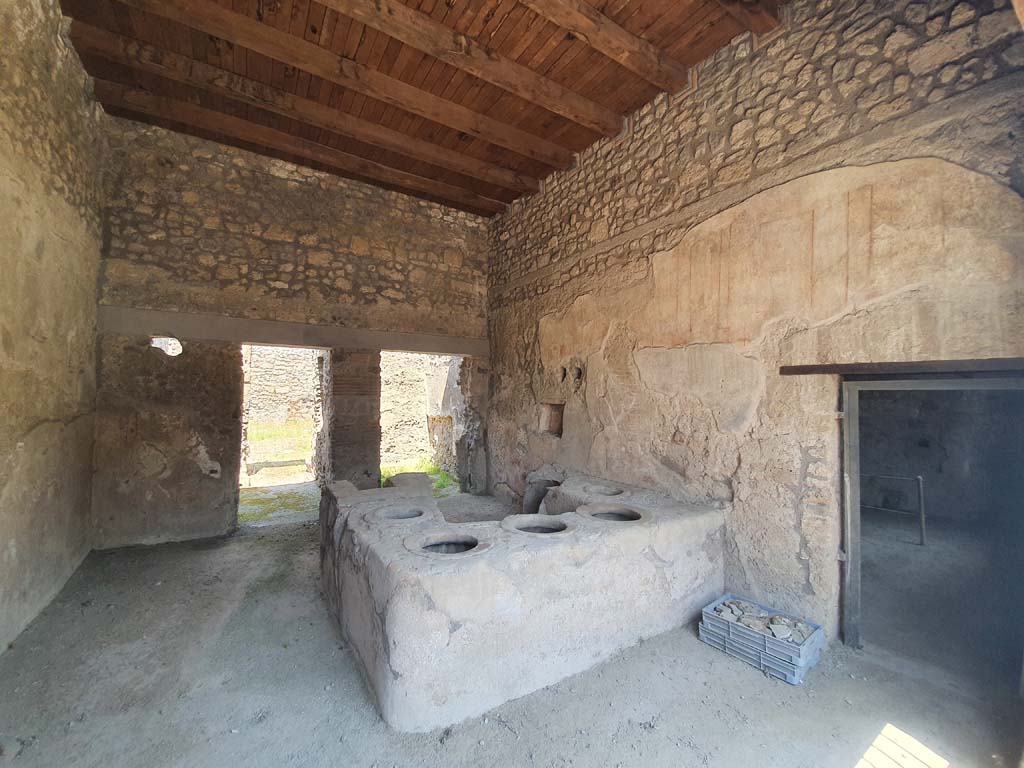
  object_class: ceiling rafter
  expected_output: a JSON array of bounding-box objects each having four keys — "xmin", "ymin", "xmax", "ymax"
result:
[
  {"xmin": 93, "ymin": 80, "xmax": 507, "ymax": 216},
  {"xmin": 96, "ymin": 0, "xmax": 575, "ymax": 170},
  {"xmin": 61, "ymin": 0, "xmax": 780, "ymax": 215},
  {"xmin": 515, "ymin": 0, "xmax": 690, "ymax": 93},
  {"xmin": 320, "ymin": 0, "xmax": 623, "ymax": 137},
  {"xmin": 714, "ymin": 0, "xmax": 780, "ymax": 35},
  {"xmin": 70, "ymin": 21, "xmax": 538, "ymax": 196}
]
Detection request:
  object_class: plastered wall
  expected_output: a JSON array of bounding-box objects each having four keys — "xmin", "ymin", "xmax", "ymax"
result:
[
  {"xmin": 486, "ymin": 0, "xmax": 1024, "ymax": 635},
  {"xmin": 0, "ymin": 1, "xmax": 106, "ymax": 649},
  {"xmin": 91, "ymin": 336, "xmax": 242, "ymax": 549}
]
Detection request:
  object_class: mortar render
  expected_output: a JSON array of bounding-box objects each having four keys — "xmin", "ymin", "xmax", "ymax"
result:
[
  {"xmin": 486, "ymin": 0, "xmax": 1024, "ymax": 638},
  {"xmin": 91, "ymin": 336, "xmax": 243, "ymax": 549},
  {"xmin": 320, "ymin": 473, "xmax": 724, "ymax": 732},
  {"xmin": 0, "ymin": 1, "xmax": 106, "ymax": 648}
]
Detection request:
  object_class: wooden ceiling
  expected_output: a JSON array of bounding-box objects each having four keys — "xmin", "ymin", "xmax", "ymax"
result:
[{"xmin": 61, "ymin": 0, "xmax": 780, "ymax": 217}]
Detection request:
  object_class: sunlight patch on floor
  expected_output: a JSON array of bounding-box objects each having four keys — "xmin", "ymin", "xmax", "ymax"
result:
[{"xmin": 855, "ymin": 723, "xmax": 950, "ymax": 768}]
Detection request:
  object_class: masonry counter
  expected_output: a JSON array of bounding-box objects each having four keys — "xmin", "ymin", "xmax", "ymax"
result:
[{"xmin": 319, "ymin": 473, "xmax": 725, "ymax": 732}]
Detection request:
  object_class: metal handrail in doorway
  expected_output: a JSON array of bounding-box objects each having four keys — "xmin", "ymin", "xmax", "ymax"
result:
[{"xmin": 860, "ymin": 473, "xmax": 926, "ymax": 546}]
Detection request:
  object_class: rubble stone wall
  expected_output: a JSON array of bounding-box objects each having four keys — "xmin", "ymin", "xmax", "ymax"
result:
[
  {"xmin": 101, "ymin": 122, "xmax": 489, "ymax": 340},
  {"xmin": 91, "ymin": 336, "xmax": 243, "ymax": 549},
  {"xmin": 242, "ymin": 345, "xmax": 321, "ymax": 425},
  {"xmin": 486, "ymin": 0, "xmax": 1024, "ymax": 635},
  {"xmin": 0, "ymin": 0, "xmax": 106, "ymax": 649}
]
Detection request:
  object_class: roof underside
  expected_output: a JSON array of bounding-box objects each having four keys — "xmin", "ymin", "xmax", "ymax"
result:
[{"xmin": 61, "ymin": 0, "xmax": 780, "ymax": 216}]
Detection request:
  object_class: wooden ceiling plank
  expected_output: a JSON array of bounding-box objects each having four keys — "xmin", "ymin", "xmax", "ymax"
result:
[
  {"xmin": 94, "ymin": 79, "xmax": 506, "ymax": 215},
  {"xmin": 319, "ymin": 0, "xmax": 622, "ymax": 136},
  {"xmin": 72, "ymin": 22, "xmax": 538, "ymax": 193},
  {"xmin": 95, "ymin": 0, "xmax": 574, "ymax": 169},
  {"xmin": 517, "ymin": 0, "xmax": 688, "ymax": 92},
  {"xmin": 714, "ymin": 0, "xmax": 779, "ymax": 35}
]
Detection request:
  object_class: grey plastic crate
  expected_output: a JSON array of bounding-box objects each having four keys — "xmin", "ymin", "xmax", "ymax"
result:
[
  {"xmin": 699, "ymin": 623, "xmax": 820, "ymax": 685},
  {"xmin": 701, "ymin": 593, "xmax": 825, "ymax": 666}
]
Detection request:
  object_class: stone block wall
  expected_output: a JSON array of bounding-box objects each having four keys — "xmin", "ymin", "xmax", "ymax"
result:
[
  {"xmin": 0, "ymin": 0, "xmax": 106, "ymax": 649},
  {"xmin": 485, "ymin": 0, "xmax": 1024, "ymax": 635},
  {"xmin": 91, "ymin": 336, "xmax": 242, "ymax": 549},
  {"xmin": 331, "ymin": 349, "xmax": 382, "ymax": 490},
  {"xmin": 101, "ymin": 122, "xmax": 490, "ymax": 339}
]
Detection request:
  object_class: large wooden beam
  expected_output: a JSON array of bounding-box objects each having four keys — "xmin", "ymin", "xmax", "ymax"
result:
[
  {"xmin": 71, "ymin": 22, "xmax": 537, "ymax": 196},
  {"xmin": 516, "ymin": 0, "xmax": 689, "ymax": 93},
  {"xmin": 93, "ymin": 0, "xmax": 574, "ymax": 170},
  {"xmin": 715, "ymin": 0, "xmax": 780, "ymax": 35},
  {"xmin": 322, "ymin": 0, "xmax": 622, "ymax": 136},
  {"xmin": 93, "ymin": 80, "xmax": 506, "ymax": 216}
]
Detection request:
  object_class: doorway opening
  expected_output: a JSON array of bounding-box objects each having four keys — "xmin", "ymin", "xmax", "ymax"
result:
[
  {"xmin": 238, "ymin": 344, "xmax": 330, "ymax": 527},
  {"xmin": 842, "ymin": 377, "xmax": 1024, "ymax": 700},
  {"xmin": 379, "ymin": 351, "xmax": 462, "ymax": 496}
]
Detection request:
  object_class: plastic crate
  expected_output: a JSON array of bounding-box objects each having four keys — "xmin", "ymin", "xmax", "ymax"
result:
[
  {"xmin": 701, "ymin": 593, "xmax": 825, "ymax": 666},
  {"xmin": 699, "ymin": 623, "xmax": 820, "ymax": 685}
]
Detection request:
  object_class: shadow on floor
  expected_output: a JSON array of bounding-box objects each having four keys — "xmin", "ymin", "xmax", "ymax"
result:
[{"xmin": 861, "ymin": 507, "xmax": 1024, "ymax": 699}]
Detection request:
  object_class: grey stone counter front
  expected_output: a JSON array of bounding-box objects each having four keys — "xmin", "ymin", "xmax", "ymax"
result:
[{"xmin": 320, "ymin": 473, "xmax": 724, "ymax": 732}]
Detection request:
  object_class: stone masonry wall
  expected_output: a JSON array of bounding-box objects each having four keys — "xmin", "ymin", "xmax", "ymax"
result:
[
  {"xmin": 242, "ymin": 345, "xmax": 321, "ymax": 424},
  {"xmin": 92, "ymin": 336, "xmax": 243, "ymax": 549},
  {"xmin": 0, "ymin": 0, "xmax": 106, "ymax": 649},
  {"xmin": 380, "ymin": 352, "xmax": 458, "ymax": 469},
  {"xmin": 331, "ymin": 349, "xmax": 382, "ymax": 490},
  {"xmin": 102, "ymin": 121, "xmax": 490, "ymax": 339},
  {"xmin": 486, "ymin": 0, "xmax": 1024, "ymax": 636}
]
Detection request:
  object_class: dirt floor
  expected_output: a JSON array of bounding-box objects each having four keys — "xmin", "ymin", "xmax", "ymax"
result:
[
  {"xmin": 0, "ymin": 519, "xmax": 1020, "ymax": 768},
  {"xmin": 862, "ymin": 507, "xmax": 1024, "ymax": 698}
]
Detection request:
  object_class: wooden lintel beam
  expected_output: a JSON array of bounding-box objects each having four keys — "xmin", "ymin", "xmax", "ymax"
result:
[
  {"xmin": 715, "ymin": 0, "xmax": 780, "ymax": 35},
  {"xmin": 93, "ymin": 0, "xmax": 574, "ymax": 170},
  {"xmin": 70, "ymin": 22, "xmax": 537, "ymax": 196},
  {"xmin": 93, "ymin": 80, "xmax": 506, "ymax": 216},
  {"xmin": 517, "ymin": 0, "xmax": 689, "ymax": 93},
  {"xmin": 321, "ymin": 0, "xmax": 622, "ymax": 137}
]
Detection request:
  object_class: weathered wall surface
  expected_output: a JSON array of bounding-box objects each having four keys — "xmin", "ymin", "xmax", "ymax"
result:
[
  {"xmin": 487, "ymin": 0, "xmax": 1024, "ymax": 634},
  {"xmin": 380, "ymin": 352, "xmax": 444, "ymax": 468},
  {"xmin": 0, "ymin": 1, "xmax": 106, "ymax": 649},
  {"xmin": 331, "ymin": 349, "xmax": 382, "ymax": 490},
  {"xmin": 91, "ymin": 336, "xmax": 242, "ymax": 549},
  {"xmin": 102, "ymin": 122, "xmax": 489, "ymax": 339},
  {"xmin": 242, "ymin": 345, "xmax": 321, "ymax": 424},
  {"xmin": 860, "ymin": 389, "xmax": 1024, "ymax": 526}
]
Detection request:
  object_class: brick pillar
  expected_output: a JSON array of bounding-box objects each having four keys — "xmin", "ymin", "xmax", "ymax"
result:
[{"xmin": 330, "ymin": 348, "xmax": 381, "ymax": 489}]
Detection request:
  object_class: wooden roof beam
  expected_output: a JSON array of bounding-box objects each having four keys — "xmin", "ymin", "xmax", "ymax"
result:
[
  {"xmin": 93, "ymin": 80, "xmax": 507, "ymax": 216},
  {"xmin": 516, "ymin": 0, "xmax": 689, "ymax": 93},
  {"xmin": 90, "ymin": 0, "xmax": 574, "ymax": 170},
  {"xmin": 70, "ymin": 22, "xmax": 538, "ymax": 196},
  {"xmin": 322, "ymin": 0, "xmax": 622, "ymax": 137},
  {"xmin": 715, "ymin": 0, "xmax": 781, "ymax": 35}
]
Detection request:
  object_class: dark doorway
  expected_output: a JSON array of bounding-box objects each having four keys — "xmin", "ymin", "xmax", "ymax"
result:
[{"xmin": 842, "ymin": 378, "xmax": 1024, "ymax": 699}]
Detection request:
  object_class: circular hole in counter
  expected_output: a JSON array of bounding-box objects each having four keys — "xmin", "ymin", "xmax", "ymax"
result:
[
  {"xmin": 511, "ymin": 519, "xmax": 567, "ymax": 535},
  {"xmin": 421, "ymin": 534, "xmax": 479, "ymax": 554},
  {"xmin": 383, "ymin": 507, "xmax": 424, "ymax": 520},
  {"xmin": 585, "ymin": 484, "xmax": 624, "ymax": 497},
  {"xmin": 586, "ymin": 506, "xmax": 641, "ymax": 522}
]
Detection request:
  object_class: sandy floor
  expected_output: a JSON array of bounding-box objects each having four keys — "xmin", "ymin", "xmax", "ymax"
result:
[{"xmin": 0, "ymin": 521, "xmax": 1020, "ymax": 768}]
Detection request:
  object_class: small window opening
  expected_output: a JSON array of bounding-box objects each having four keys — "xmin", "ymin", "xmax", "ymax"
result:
[
  {"xmin": 539, "ymin": 403, "xmax": 564, "ymax": 438},
  {"xmin": 150, "ymin": 336, "xmax": 183, "ymax": 356}
]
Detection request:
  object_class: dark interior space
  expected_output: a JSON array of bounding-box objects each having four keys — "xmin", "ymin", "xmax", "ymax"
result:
[{"xmin": 859, "ymin": 387, "xmax": 1024, "ymax": 698}]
